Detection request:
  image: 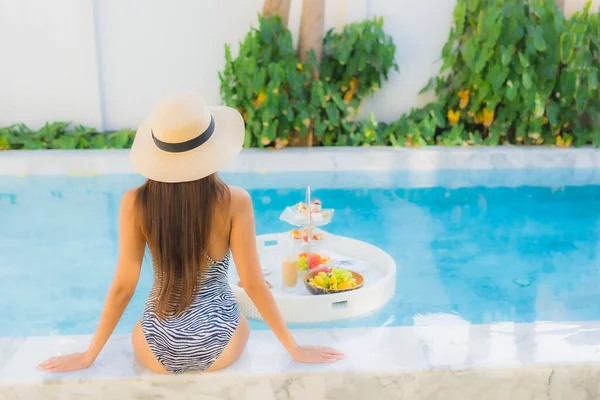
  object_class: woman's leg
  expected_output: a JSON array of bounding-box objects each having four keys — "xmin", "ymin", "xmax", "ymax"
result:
[
  {"xmin": 131, "ymin": 320, "xmax": 168, "ymax": 374},
  {"xmin": 207, "ymin": 314, "xmax": 250, "ymax": 371},
  {"xmin": 131, "ymin": 315, "xmax": 250, "ymax": 374}
]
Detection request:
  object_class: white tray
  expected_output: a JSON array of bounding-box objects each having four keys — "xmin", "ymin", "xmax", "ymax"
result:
[{"xmin": 228, "ymin": 233, "xmax": 396, "ymax": 324}]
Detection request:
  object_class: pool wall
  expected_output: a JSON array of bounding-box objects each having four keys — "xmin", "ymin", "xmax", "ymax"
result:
[
  {"xmin": 2, "ymin": 147, "xmax": 600, "ymax": 176},
  {"xmin": 2, "ymin": 147, "xmax": 600, "ymax": 400}
]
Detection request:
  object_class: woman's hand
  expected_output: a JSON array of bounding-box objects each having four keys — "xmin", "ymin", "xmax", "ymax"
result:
[
  {"xmin": 38, "ymin": 352, "xmax": 94, "ymax": 373},
  {"xmin": 290, "ymin": 346, "xmax": 345, "ymax": 363}
]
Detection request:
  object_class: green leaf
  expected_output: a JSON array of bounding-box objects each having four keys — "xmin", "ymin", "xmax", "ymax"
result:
[
  {"xmin": 477, "ymin": 82, "xmax": 491, "ymax": 102},
  {"xmin": 506, "ymin": 80, "xmax": 519, "ymax": 101},
  {"xmin": 462, "ymin": 37, "xmax": 478, "ymax": 70},
  {"xmin": 560, "ymin": 32, "xmax": 576, "ymax": 63},
  {"xmin": 325, "ymin": 102, "xmax": 340, "ymax": 126},
  {"xmin": 560, "ymin": 68, "xmax": 577, "ymax": 100},
  {"xmin": 574, "ymin": 129, "xmax": 590, "ymax": 147},
  {"xmin": 575, "ymin": 89, "xmax": 589, "ymax": 115},
  {"xmin": 501, "ymin": 44, "xmax": 515, "ymax": 66},
  {"xmin": 454, "ymin": 1, "xmax": 466, "ymax": 36},
  {"xmin": 546, "ymin": 100, "xmax": 560, "ymax": 125},
  {"xmin": 484, "ymin": 125, "xmax": 502, "ymax": 145},
  {"xmin": 522, "ymin": 71, "xmax": 533, "ymax": 90},
  {"xmin": 473, "ymin": 46, "xmax": 493, "ymax": 73},
  {"xmin": 471, "ymin": 131, "xmax": 482, "ymax": 145},
  {"xmin": 419, "ymin": 78, "xmax": 436, "ymax": 95},
  {"xmin": 467, "ymin": 0, "xmax": 479, "ymax": 13},
  {"xmin": 593, "ymin": 128, "xmax": 600, "ymax": 148},
  {"xmin": 430, "ymin": 106, "xmax": 446, "ymax": 128},
  {"xmin": 533, "ymin": 26, "xmax": 548, "ymax": 52},
  {"xmin": 533, "ymin": 93, "xmax": 545, "ymax": 118},
  {"xmin": 91, "ymin": 135, "xmax": 106, "ymax": 149},
  {"xmin": 314, "ymin": 119, "xmax": 328, "ymax": 138},
  {"xmin": 358, "ymin": 52, "xmax": 367, "ymax": 71},
  {"xmin": 487, "ymin": 63, "xmax": 509, "ymax": 92},
  {"xmin": 518, "ymin": 52, "xmax": 530, "ymax": 68},
  {"xmin": 111, "ymin": 131, "xmax": 129, "ymax": 149},
  {"xmin": 587, "ymin": 66, "xmax": 599, "ymax": 89}
]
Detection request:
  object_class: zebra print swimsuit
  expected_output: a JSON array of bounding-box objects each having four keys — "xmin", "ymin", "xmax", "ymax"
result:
[{"xmin": 141, "ymin": 253, "xmax": 241, "ymax": 374}]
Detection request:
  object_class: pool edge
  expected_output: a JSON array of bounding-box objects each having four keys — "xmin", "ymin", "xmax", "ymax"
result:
[
  {"xmin": 2, "ymin": 321, "xmax": 600, "ymax": 399},
  {"xmin": 1, "ymin": 147, "xmax": 600, "ymax": 176}
]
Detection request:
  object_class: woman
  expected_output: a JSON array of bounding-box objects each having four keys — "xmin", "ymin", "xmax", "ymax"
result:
[{"xmin": 39, "ymin": 93, "xmax": 343, "ymax": 374}]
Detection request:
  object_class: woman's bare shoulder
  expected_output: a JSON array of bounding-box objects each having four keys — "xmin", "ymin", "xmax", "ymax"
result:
[
  {"xmin": 120, "ymin": 188, "xmax": 142, "ymax": 216},
  {"xmin": 122, "ymin": 188, "xmax": 139, "ymax": 206},
  {"xmin": 227, "ymin": 186, "xmax": 252, "ymax": 215}
]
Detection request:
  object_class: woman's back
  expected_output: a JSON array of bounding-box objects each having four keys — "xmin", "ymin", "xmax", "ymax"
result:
[{"xmin": 135, "ymin": 177, "xmax": 244, "ymax": 374}]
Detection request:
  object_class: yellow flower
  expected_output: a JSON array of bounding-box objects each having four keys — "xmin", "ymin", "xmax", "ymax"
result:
[
  {"xmin": 257, "ymin": 88, "xmax": 267, "ymax": 103},
  {"xmin": 365, "ymin": 129, "xmax": 374, "ymax": 138},
  {"xmin": 483, "ymin": 108, "xmax": 495, "ymax": 127},
  {"xmin": 343, "ymin": 77, "xmax": 359, "ymax": 104},
  {"xmin": 448, "ymin": 109, "xmax": 461, "ymax": 125},
  {"xmin": 458, "ymin": 90, "xmax": 470, "ymax": 109},
  {"xmin": 556, "ymin": 135, "xmax": 572, "ymax": 148},
  {"xmin": 297, "ymin": 63, "xmax": 304, "ymax": 71},
  {"xmin": 253, "ymin": 88, "xmax": 267, "ymax": 109}
]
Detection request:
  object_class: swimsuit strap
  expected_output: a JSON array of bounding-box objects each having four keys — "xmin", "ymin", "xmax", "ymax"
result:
[{"xmin": 204, "ymin": 253, "xmax": 216, "ymax": 264}]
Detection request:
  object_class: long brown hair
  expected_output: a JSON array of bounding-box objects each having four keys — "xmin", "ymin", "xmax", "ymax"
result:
[{"xmin": 134, "ymin": 174, "xmax": 229, "ymax": 319}]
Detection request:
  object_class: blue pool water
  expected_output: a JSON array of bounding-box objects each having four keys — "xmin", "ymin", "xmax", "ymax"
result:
[{"xmin": 1, "ymin": 170, "xmax": 599, "ymax": 337}]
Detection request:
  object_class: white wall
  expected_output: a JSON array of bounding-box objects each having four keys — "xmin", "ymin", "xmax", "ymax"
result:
[
  {"xmin": 564, "ymin": 0, "xmax": 600, "ymax": 16},
  {"xmin": 0, "ymin": 0, "xmax": 102, "ymax": 129},
  {"xmin": 0, "ymin": 0, "xmax": 593, "ymax": 131},
  {"xmin": 96, "ymin": 0, "xmax": 261, "ymax": 130}
]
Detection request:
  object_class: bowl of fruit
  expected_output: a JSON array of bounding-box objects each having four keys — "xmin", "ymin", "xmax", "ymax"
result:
[{"xmin": 304, "ymin": 267, "xmax": 364, "ymax": 295}]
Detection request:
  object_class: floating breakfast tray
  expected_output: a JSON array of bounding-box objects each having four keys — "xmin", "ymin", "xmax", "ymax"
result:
[{"xmin": 228, "ymin": 233, "xmax": 397, "ymax": 324}]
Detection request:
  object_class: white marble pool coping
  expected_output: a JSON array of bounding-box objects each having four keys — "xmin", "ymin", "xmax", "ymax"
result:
[
  {"xmin": 2, "ymin": 319, "xmax": 600, "ymax": 399},
  {"xmin": 3, "ymin": 147, "xmax": 600, "ymax": 191},
  {"xmin": 1, "ymin": 147, "xmax": 600, "ymax": 175}
]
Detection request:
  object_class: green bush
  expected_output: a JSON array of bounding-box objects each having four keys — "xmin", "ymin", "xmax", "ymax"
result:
[
  {"xmin": 219, "ymin": 16, "xmax": 309, "ymax": 148},
  {"xmin": 395, "ymin": 0, "xmax": 600, "ymax": 147},
  {"xmin": 0, "ymin": 122, "xmax": 135, "ymax": 150},
  {"xmin": 219, "ymin": 15, "xmax": 398, "ymax": 148}
]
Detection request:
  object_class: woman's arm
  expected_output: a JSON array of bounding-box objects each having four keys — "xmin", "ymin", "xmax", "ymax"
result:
[
  {"xmin": 39, "ymin": 189, "xmax": 146, "ymax": 372},
  {"xmin": 229, "ymin": 187, "xmax": 343, "ymax": 363}
]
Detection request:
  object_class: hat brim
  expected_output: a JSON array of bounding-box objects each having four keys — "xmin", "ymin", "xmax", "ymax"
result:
[{"xmin": 130, "ymin": 106, "xmax": 245, "ymax": 183}]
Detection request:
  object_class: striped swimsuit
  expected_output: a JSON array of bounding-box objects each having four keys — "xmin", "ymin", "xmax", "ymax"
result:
[{"xmin": 141, "ymin": 253, "xmax": 241, "ymax": 374}]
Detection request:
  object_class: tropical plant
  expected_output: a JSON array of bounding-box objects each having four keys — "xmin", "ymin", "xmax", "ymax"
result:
[
  {"xmin": 0, "ymin": 122, "xmax": 135, "ymax": 150},
  {"xmin": 318, "ymin": 18, "xmax": 398, "ymax": 146},
  {"xmin": 219, "ymin": 15, "xmax": 398, "ymax": 148},
  {"xmin": 395, "ymin": 0, "xmax": 600, "ymax": 147}
]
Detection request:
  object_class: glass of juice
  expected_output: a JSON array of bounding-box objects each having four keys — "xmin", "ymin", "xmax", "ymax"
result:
[{"xmin": 281, "ymin": 244, "xmax": 298, "ymax": 290}]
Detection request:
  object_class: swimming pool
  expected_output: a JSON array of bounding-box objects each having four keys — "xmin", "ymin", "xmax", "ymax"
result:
[{"xmin": 1, "ymin": 169, "xmax": 600, "ymax": 337}]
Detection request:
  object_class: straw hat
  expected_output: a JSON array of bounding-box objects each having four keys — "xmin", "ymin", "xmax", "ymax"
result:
[{"xmin": 130, "ymin": 92, "xmax": 245, "ymax": 183}]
